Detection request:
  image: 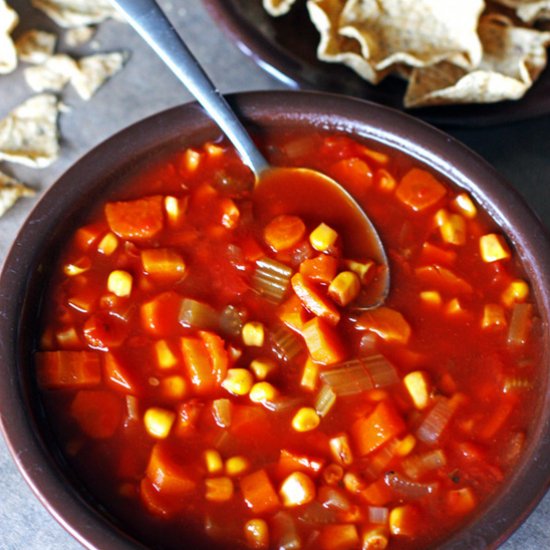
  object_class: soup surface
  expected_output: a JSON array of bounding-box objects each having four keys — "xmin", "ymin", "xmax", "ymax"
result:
[{"xmin": 36, "ymin": 130, "xmax": 541, "ymax": 550}]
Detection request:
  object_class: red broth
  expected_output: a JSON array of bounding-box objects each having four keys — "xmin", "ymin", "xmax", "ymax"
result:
[{"xmin": 36, "ymin": 131, "xmax": 542, "ymax": 550}]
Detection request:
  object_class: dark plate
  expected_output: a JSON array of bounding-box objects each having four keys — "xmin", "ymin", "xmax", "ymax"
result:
[{"xmin": 204, "ymin": 0, "xmax": 550, "ymax": 127}]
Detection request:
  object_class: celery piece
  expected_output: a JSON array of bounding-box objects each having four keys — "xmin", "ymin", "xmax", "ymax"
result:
[
  {"xmin": 507, "ymin": 303, "xmax": 533, "ymax": 347},
  {"xmin": 314, "ymin": 384, "xmax": 337, "ymax": 418},
  {"xmin": 179, "ymin": 298, "xmax": 219, "ymax": 330},
  {"xmin": 402, "ymin": 449, "xmax": 446, "ymax": 480},
  {"xmin": 271, "ymin": 511, "xmax": 301, "ymax": 550},
  {"xmin": 270, "ymin": 325, "xmax": 303, "ymax": 362},
  {"xmin": 219, "ymin": 304, "xmax": 247, "ymax": 337},
  {"xmin": 251, "ymin": 257, "xmax": 293, "ymax": 303},
  {"xmin": 416, "ymin": 398, "xmax": 453, "ymax": 445}
]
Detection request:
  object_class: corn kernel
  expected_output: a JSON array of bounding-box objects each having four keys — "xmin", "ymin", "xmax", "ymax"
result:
[
  {"xmin": 144, "ymin": 407, "xmax": 175, "ymax": 439},
  {"xmin": 328, "ymin": 271, "xmax": 361, "ymax": 306},
  {"xmin": 222, "ymin": 368, "xmax": 254, "ymax": 396},
  {"xmin": 343, "ymin": 472, "xmax": 365, "ymax": 494},
  {"xmin": 362, "ymin": 527, "xmax": 389, "ymax": 550},
  {"xmin": 300, "ymin": 357, "xmax": 319, "ymax": 392},
  {"xmin": 420, "ymin": 290, "xmax": 442, "ymax": 306},
  {"xmin": 292, "ymin": 407, "xmax": 320, "ymax": 432},
  {"xmin": 310, "ymin": 223, "xmax": 338, "ymax": 252},
  {"xmin": 107, "ymin": 270, "xmax": 133, "ymax": 298},
  {"xmin": 249, "ymin": 382, "xmax": 278, "ymax": 405},
  {"xmin": 343, "ymin": 259, "xmax": 375, "ymax": 284},
  {"xmin": 480, "ymin": 233, "xmax": 511, "ymax": 262},
  {"xmin": 250, "ymin": 358, "xmax": 276, "ymax": 380},
  {"xmin": 155, "ymin": 339, "xmax": 179, "ymax": 369},
  {"xmin": 160, "ymin": 375, "xmax": 187, "ymax": 400},
  {"xmin": 437, "ymin": 210, "xmax": 467, "ymax": 245},
  {"xmin": 63, "ymin": 257, "xmax": 91, "ymax": 276},
  {"xmin": 482, "ymin": 303, "xmax": 507, "ymax": 329},
  {"xmin": 205, "ymin": 477, "xmax": 233, "ymax": 502},
  {"xmin": 220, "ymin": 198, "xmax": 240, "ymax": 229},
  {"xmin": 204, "ymin": 449, "xmax": 224, "ymax": 474},
  {"xmin": 403, "ymin": 371, "xmax": 431, "ymax": 410},
  {"xmin": 183, "ymin": 148, "xmax": 201, "ymax": 171},
  {"xmin": 329, "ymin": 434, "xmax": 354, "ymax": 466},
  {"xmin": 97, "ymin": 232, "xmax": 118, "ymax": 255},
  {"xmin": 502, "ymin": 279, "xmax": 529, "ymax": 307},
  {"xmin": 242, "ymin": 322, "xmax": 265, "ymax": 347},
  {"xmin": 225, "ymin": 455, "xmax": 250, "ymax": 476},
  {"xmin": 445, "ymin": 298, "xmax": 464, "ymax": 316},
  {"xmin": 452, "ymin": 193, "xmax": 477, "ymax": 219},
  {"xmin": 377, "ymin": 168, "xmax": 396, "ymax": 192},
  {"xmin": 394, "ymin": 434, "xmax": 416, "ymax": 457},
  {"xmin": 244, "ymin": 518, "xmax": 269, "ymax": 550},
  {"xmin": 164, "ymin": 195, "xmax": 188, "ymax": 226},
  {"xmin": 389, "ymin": 505, "xmax": 417, "ymax": 536},
  {"xmin": 279, "ymin": 471, "xmax": 315, "ymax": 507},
  {"xmin": 205, "ymin": 142, "xmax": 224, "ymax": 157}
]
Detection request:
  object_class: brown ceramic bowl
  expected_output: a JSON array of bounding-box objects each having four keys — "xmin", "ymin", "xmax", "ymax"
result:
[{"xmin": 1, "ymin": 91, "xmax": 550, "ymax": 549}]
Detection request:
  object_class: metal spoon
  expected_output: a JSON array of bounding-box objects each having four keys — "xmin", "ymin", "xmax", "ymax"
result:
[{"xmin": 111, "ymin": 0, "xmax": 389, "ymax": 309}]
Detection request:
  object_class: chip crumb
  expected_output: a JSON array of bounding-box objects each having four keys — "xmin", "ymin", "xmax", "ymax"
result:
[
  {"xmin": 64, "ymin": 25, "xmax": 96, "ymax": 47},
  {"xmin": 24, "ymin": 53, "xmax": 78, "ymax": 92},
  {"xmin": 0, "ymin": 94, "xmax": 60, "ymax": 168},
  {"xmin": 0, "ymin": 0, "xmax": 18, "ymax": 74},
  {"xmin": 493, "ymin": 0, "xmax": 550, "ymax": 24},
  {"xmin": 31, "ymin": 0, "xmax": 123, "ymax": 28},
  {"xmin": 263, "ymin": 0, "xmax": 298, "ymax": 16},
  {"xmin": 0, "ymin": 170, "xmax": 36, "ymax": 218},
  {"xmin": 16, "ymin": 29, "xmax": 57, "ymax": 64}
]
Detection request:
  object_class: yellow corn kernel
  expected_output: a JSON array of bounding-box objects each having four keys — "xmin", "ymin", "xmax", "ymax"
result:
[
  {"xmin": 389, "ymin": 505, "xmax": 417, "ymax": 536},
  {"xmin": 482, "ymin": 303, "xmax": 507, "ymax": 329},
  {"xmin": 204, "ymin": 449, "xmax": 224, "ymax": 474},
  {"xmin": 343, "ymin": 472, "xmax": 365, "ymax": 494},
  {"xmin": 377, "ymin": 169, "xmax": 396, "ymax": 192},
  {"xmin": 250, "ymin": 358, "xmax": 276, "ymax": 380},
  {"xmin": 438, "ymin": 211, "xmax": 467, "ymax": 246},
  {"xmin": 220, "ymin": 198, "xmax": 240, "ymax": 229},
  {"xmin": 480, "ymin": 233, "xmax": 511, "ymax": 262},
  {"xmin": 344, "ymin": 259, "xmax": 375, "ymax": 283},
  {"xmin": 420, "ymin": 290, "xmax": 442, "ymax": 306},
  {"xmin": 164, "ymin": 195, "xmax": 188, "ymax": 226},
  {"xmin": 160, "ymin": 375, "xmax": 187, "ymax": 400},
  {"xmin": 300, "ymin": 357, "xmax": 319, "ymax": 392},
  {"xmin": 452, "ymin": 193, "xmax": 477, "ymax": 219},
  {"xmin": 205, "ymin": 142, "xmax": 224, "ymax": 157},
  {"xmin": 205, "ymin": 476, "xmax": 233, "ymax": 502},
  {"xmin": 225, "ymin": 455, "xmax": 250, "ymax": 476},
  {"xmin": 63, "ymin": 257, "xmax": 91, "ymax": 276},
  {"xmin": 502, "ymin": 279, "xmax": 529, "ymax": 307},
  {"xmin": 249, "ymin": 382, "xmax": 278, "ymax": 405},
  {"xmin": 222, "ymin": 368, "xmax": 254, "ymax": 396},
  {"xmin": 291, "ymin": 407, "xmax": 320, "ymax": 432},
  {"xmin": 445, "ymin": 298, "xmax": 464, "ymax": 316},
  {"xmin": 155, "ymin": 339, "xmax": 179, "ymax": 369},
  {"xmin": 107, "ymin": 270, "xmax": 133, "ymax": 298},
  {"xmin": 97, "ymin": 232, "xmax": 118, "ymax": 255},
  {"xmin": 394, "ymin": 434, "xmax": 417, "ymax": 457},
  {"xmin": 403, "ymin": 371, "xmax": 431, "ymax": 410},
  {"xmin": 329, "ymin": 434, "xmax": 354, "ymax": 466},
  {"xmin": 242, "ymin": 322, "xmax": 265, "ymax": 347},
  {"xmin": 56, "ymin": 327, "xmax": 80, "ymax": 347},
  {"xmin": 244, "ymin": 518, "xmax": 269, "ymax": 550},
  {"xmin": 310, "ymin": 222, "xmax": 338, "ymax": 252},
  {"xmin": 328, "ymin": 271, "xmax": 361, "ymax": 306},
  {"xmin": 362, "ymin": 527, "xmax": 389, "ymax": 550},
  {"xmin": 143, "ymin": 407, "xmax": 175, "ymax": 439},
  {"xmin": 279, "ymin": 471, "xmax": 315, "ymax": 507},
  {"xmin": 183, "ymin": 148, "xmax": 201, "ymax": 171}
]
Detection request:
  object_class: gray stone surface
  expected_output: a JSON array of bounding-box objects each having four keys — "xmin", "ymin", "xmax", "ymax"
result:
[{"xmin": 0, "ymin": 1, "xmax": 548, "ymax": 549}]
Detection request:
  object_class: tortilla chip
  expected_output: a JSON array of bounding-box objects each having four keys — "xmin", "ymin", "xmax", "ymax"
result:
[
  {"xmin": 16, "ymin": 30, "xmax": 57, "ymax": 64},
  {"xmin": 263, "ymin": 0, "xmax": 299, "ymax": 16},
  {"xmin": 25, "ymin": 53, "xmax": 78, "ymax": 92},
  {"xmin": 0, "ymin": 0, "xmax": 18, "ymax": 74},
  {"xmin": 31, "ymin": 0, "xmax": 122, "ymax": 28},
  {"xmin": 338, "ymin": 0, "xmax": 484, "ymax": 74},
  {"xmin": 0, "ymin": 94, "xmax": 60, "ymax": 168},
  {"xmin": 492, "ymin": 0, "xmax": 550, "ymax": 23},
  {"xmin": 64, "ymin": 25, "xmax": 96, "ymax": 47},
  {"xmin": 70, "ymin": 52, "xmax": 127, "ymax": 100},
  {"xmin": 404, "ymin": 16, "xmax": 550, "ymax": 107},
  {"xmin": 0, "ymin": 170, "xmax": 35, "ymax": 218}
]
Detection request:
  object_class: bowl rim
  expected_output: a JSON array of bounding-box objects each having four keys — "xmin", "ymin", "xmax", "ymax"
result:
[{"xmin": 1, "ymin": 90, "xmax": 550, "ymax": 550}]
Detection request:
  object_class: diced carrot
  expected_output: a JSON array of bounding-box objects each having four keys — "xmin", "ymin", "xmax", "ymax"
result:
[
  {"xmin": 104, "ymin": 351, "xmax": 137, "ymax": 393},
  {"xmin": 301, "ymin": 317, "xmax": 346, "ymax": 365},
  {"xmin": 375, "ymin": 168, "xmax": 396, "ymax": 192},
  {"xmin": 396, "ymin": 168, "xmax": 446, "ymax": 212},
  {"xmin": 241, "ymin": 235, "xmax": 264, "ymax": 263},
  {"xmin": 356, "ymin": 307, "xmax": 411, "ymax": 344},
  {"xmin": 199, "ymin": 330, "xmax": 229, "ymax": 385},
  {"xmin": 419, "ymin": 242, "xmax": 457, "ymax": 266},
  {"xmin": 477, "ymin": 396, "xmax": 516, "ymax": 440},
  {"xmin": 299, "ymin": 254, "xmax": 339, "ymax": 284},
  {"xmin": 329, "ymin": 157, "xmax": 374, "ymax": 199},
  {"xmin": 278, "ymin": 294, "xmax": 309, "ymax": 332},
  {"xmin": 140, "ymin": 477, "xmax": 182, "ymax": 517},
  {"xmin": 105, "ymin": 195, "xmax": 164, "ymax": 240},
  {"xmin": 74, "ymin": 222, "xmax": 107, "ymax": 250},
  {"xmin": 83, "ymin": 311, "xmax": 129, "ymax": 350},
  {"xmin": 351, "ymin": 400, "xmax": 406, "ymax": 456},
  {"xmin": 264, "ymin": 215, "xmax": 306, "ymax": 252},
  {"xmin": 277, "ymin": 449, "xmax": 325, "ymax": 478},
  {"xmin": 70, "ymin": 389, "xmax": 123, "ymax": 438},
  {"xmin": 291, "ymin": 273, "xmax": 340, "ymax": 326},
  {"xmin": 36, "ymin": 351, "xmax": 102, "ymax": 389},
  {"xmin": 318, "ymin": 524, "xmax": 360, "ymax": 550},
  {"xmin": 389, "ymin": 504, "xmax": 421, "ymax": 536},
  {"xmin": 240, "ymin": 469, "xmax": 281, "ymax": 514},
  {"xmin": 141, "ymin": 291, "xmax": 182, "ymax": 336},
  {"xmin": 360, "ymin": 477, "xmax": 394, "ymax": 506},
  {"xmin": 415, "ymin": 265, "xmax": 473, "ymax": 294},
  {"xmin": 141, "ymin": 248, "xmax": 186, "ymax": 283},
  {"xmin": 174, "ymin": 400, "xmax": 203, "ymax": 436},
  {"xmin": 146, "ymin": 442, "xmax": 196, "ymax": 495},
  {"xmin": 446, "ymin": 487, "xmax": 477, "ymax": 516}
]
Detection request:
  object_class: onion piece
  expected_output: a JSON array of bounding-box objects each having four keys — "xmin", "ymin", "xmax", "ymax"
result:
[
  {"xmin": 318, "ymin": 486, "xmax": 352, "ymax": 512},
  {"xmin": 402, "ymin": 449, "xmax": 446, "ymax": 480},
  {"xmin": 384, "ymin": 471, "xmax": 438, "ymax": 498},
  {"xmin": 251, "ymin": 257, "xmax": 293, "ymax": 303},
  {"xmin": 416, "ymin": 398, "xmax": 453, "ymax": 445},
  {"xmin": 298, "ymin": 501, "xmax": 337, "ymax": 525},
  {"xmin": 179, "ymin": 298, "xmax": 219, "ymax": 330},
  {"xmin": 272, "ymin": 511, "xmax": 301, "ymax": 550},
  {"xmin": 368, "ymin": 506, "xmax": 389, "ymax": 525}
]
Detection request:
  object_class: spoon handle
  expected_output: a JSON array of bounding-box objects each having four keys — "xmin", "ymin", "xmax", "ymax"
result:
[{"xmin": 111, "ymin": 0, "xmax": 269, "ymax": 176}]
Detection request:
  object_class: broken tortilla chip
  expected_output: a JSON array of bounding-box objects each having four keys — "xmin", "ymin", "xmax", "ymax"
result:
[
  {"xmin": 263, "ymin": 0, "xmax": 299, "ymax": 16},
  {"xmin": 404, "ymin": 15, "xmax": 550, "ymax": 107},
  {"xmin": 492, "ymin": 0, "xmax": 550, "ymax": 24},
  {"xmin": 16, "ymin": 29, "xmax": 57, "ymax": 64},
  {"xmin": 31, "ymin": 0, "xmax": 122, "ymax": 28},
  {"xmin": 64, "ymin": 25, "xmax": 96, "ymax": 47},
  {"xmin": 0, "ymin": 94, "xmax": 60, "ymax": 168},
  {"xmin": 0, "ymin": 170, "xmax": 35, "ymax": 218},
  {"xmin": 24, "ymin": 53, "xmax": 78, "ymax": 92},
  {"xmin": 0, "ymin": 0, "xmax": 18, "ymax": 74}
]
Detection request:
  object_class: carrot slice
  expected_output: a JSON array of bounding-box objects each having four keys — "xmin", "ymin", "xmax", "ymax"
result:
[
  {"xmin": 141, "ymin": 291, "xmax": 182, "ymax": 336},
  {"xmin": 105, "ymin": 195, "xmax": 164, "ymax": 240},
  {"xmin": 299, "ymin": 254, "xmax": 339, "ymax": 284},
  {"xmin": 264, "ymin": 214, "xmax": 306, "ymax": 252},
  {"xmin": 396, "ymin": 168, "xmax": 446, "ymax": 212},
  {"xmin": 301, "ymin": 317, "xmax": 346, "ymax": 365},
  {"xmin": 141, "ymin": 248, "xmax": 186, "ymax": 283},
  {"xmin": 70, "ymin": 390, "xmax": 123, "ymax": 438},
  {"xmin": 329, "ymin": 157, "xmax": 373, "ymax": 199},
  {"xmin": 199, "ymin": 330, "xmax": 228, "ymax": 385},
  {"xmin": 351, "ymin": 400, "xmax": 406, "ymax": 456},
  {"xmin": 146, "ymin": 442, "xmax": 196, "ymax": 495},
  {"xmin": 291, "ymin": 273, "xmax": 340, "ymax": 326},
  {"xmin": 277, "ymin": 449, "xmax": 325, "ymax": 478},
  {"xmin": 36, "ymin": 351, "xmax": 102, "ymax": 389},
  {"xmin": 415, "ymin": 265, "xmax": 473, "ymax": 294},
  {"xmin": 356, "ymin": 307, "xmax": 411, "ymax": 344},
  {"xmin": 240, "ymin": 469, "xmax": 281, "ymax": 514},
  {"xmin": 278, "ymin": 294, "xmax": 309, "ymax": 332},
  {"xmin": 104, "ymin": 351, "xmax": 138, "ymax": 393}
]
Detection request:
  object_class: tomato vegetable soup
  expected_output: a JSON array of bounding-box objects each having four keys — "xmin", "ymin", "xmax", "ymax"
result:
[{"xmin": 36, "ymin": 130, "xmax": 542, "ymax": 550}]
